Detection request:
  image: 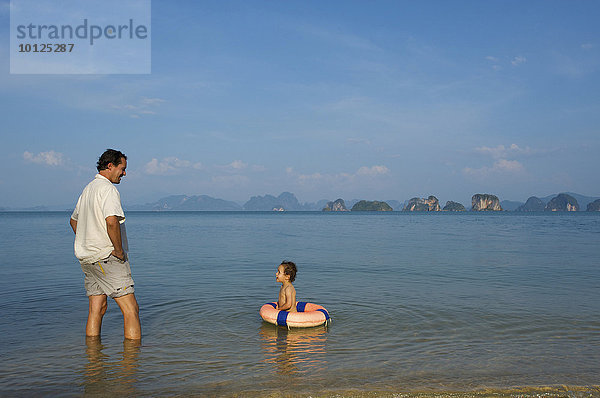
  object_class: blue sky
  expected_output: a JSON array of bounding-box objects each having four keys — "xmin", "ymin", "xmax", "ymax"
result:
[{"xmin": 1, "ymin": 1, "xmax": 599, "ymax": 208}]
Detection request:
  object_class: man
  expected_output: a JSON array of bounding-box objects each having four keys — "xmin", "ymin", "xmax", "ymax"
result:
[{"xmin": 70, "ymin": 149, "xmax": 141, "ymax": 340}]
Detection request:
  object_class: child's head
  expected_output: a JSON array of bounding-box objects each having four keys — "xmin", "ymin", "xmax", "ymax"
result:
[{"xmin": 278, "ymin": 260, "xmax": 297, "ymax": 283}]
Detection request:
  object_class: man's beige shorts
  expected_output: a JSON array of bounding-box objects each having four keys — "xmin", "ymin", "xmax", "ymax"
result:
[{"xmin": 81, "ymin": 254, "xmax": 135, "ymax": 298}]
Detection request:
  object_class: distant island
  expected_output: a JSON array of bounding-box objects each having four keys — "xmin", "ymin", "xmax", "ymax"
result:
[
  {"xmin": 3, "ymin": 191, "xmax": 600, "ymax": 212},
  {"xmin": 544, "ymin": 193, "xmax": 579, "ymax": 212},
  {"xmin": 472, "ymin": 194, "xmax": 503, "ymax": 211},
  {"xmin": 443, "ymin": 201, "xmax": 466, "ymax": 211},
  {"xmin": 403, "ymin": 196, "xmax": 440, "ymax": 212},
  {"xmin": 350, "ymin": 200, "xmax": 393, "ymax": 211},
  {"xmin": 588, "ymin": 199, "xmax": 600, "ymax": 212},
  {"xmin": 129, "ymin": 192, "xmax": 328, "ymax": 212},
  {"xmin": 322, "ymin": 199, "xmax": 349, "ymax": 212},
  {"xmin": 128, "ymin": 194, "xmax": 243, "ymax": 211},
  {"xmin": 515, "ymin": 197, "xmax": 545, "ymax": 212},
  {"xmin": 244, "ymin": 192, "xmax": 306, "ymax": 211}
]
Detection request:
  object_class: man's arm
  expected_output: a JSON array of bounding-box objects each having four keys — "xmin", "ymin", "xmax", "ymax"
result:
[
  {"xmin": 106, "ymin": 215, "xmax": 125, "ymax": 261},
  {"xmin": 70, "ymin": 218, "xmax": 77, "ymax": 234}
]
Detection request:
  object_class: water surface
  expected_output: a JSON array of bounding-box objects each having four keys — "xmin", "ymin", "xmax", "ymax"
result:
[{"xmin": 1, "ymin": 211, "xmax": 599, "ymax": 396}]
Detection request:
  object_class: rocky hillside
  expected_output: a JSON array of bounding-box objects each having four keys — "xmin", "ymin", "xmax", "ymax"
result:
[
  {"xmin": 587, "ymin": 199, "xmax": 600, "ymax": 211},
  {"xmin": 351, "ymin": 200, "xmax": 393, "ymax": 211},
  {"xmin": 540, "ymin": 192, "xmax": 598, "ymax": 210},
  {"xmin": 403, "ymin": 196, "xmax": 441, "ymax": 211},
  {"xmin": 385, "ymin": 200, "xmax": 404, "ymax": 211},
  {"xmin": 471, "ymin": 194, "xmax": 503, "ymax": 211},
  {"xmin": 130, "ymin": 195, "xmax": 242, "ymax": 211},
  {"xmin": 443, "ymin": 201, "xmax": 466, "ymax": 211},
  {"xmin": 500, "ymin": 200, "xmax": 524, "ymax": 211},
  {"xmin": 516, "ymin": 196, "xmax": 545, "ymax": 212},
  {"xmin": 545, "ymin": 193, "xmax": 579, "ymax": 211},
  {"xmin": 322, "ymin": 199, "xmax": 349, "ymax": 211},
  {"xmin": 244, "ymin": 192, "xmax": 304, "ymax": 211}
]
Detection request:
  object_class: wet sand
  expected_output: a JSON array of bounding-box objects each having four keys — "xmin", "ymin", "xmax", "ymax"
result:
[{"xmin": 224, "ymin": 385, "xmax": 600, "ymax": 398}]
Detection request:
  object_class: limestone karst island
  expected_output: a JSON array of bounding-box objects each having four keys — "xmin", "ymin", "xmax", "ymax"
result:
[{"xmin": 96, "ymin": 191, "xmax": 600, "ymax": 213}]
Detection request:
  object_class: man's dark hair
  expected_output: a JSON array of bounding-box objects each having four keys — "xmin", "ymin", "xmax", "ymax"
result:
[
  {"xmin": 97, "ymin": 149, "xmax": 127, "ymax": 171},
  {"xmin": 280, "ymin": 260, "xmax": 297, "ymax": 282}
]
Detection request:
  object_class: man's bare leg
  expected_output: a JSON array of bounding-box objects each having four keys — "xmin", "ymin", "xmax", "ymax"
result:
[
  {"xmin": 87, "ymin": 295, "xmax": 108, "ymax": 337},
  {"xmin": 114, "ymin": 293, "xmax": 141, "ymax": 340}
]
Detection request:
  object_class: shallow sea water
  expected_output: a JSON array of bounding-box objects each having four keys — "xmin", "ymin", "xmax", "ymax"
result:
[{"xmin": 0, "ymin": 211, "xmax": 599, "ymax": 396}]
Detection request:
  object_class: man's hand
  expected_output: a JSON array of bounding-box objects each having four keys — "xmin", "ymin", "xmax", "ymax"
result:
[{"xmin": 111, "ymin": 249, "xmax": 127, "ymax": 262}]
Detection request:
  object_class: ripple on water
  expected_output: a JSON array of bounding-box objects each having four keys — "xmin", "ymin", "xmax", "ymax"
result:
[{"xmin": 1, "ymin": 212, "xmax": 600, "ymax": 395}]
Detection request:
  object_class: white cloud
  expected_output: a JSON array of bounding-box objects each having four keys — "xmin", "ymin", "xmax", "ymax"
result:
[
  {"xmin": 144, "ymin": 157, "xmax": 202, "ymax": 175},
  {"xmin": 485, "ymin": 56, "xmax": 502, "ymax": 71},
  {"xmin": 23, "ymin": 150, "xmax": 64, "ymax": 166},
  {"xmin": 475, "ymin": 144, "xmax": 531, "ymax": 159},
  {"xmin": 216, "ymin": 160, "xmax": 250, "ymax": 172},
  {"xmin": 356, "ymin": 165, "xmax": 390, "ymax": 176},
  {"xmin": 296, "ymin": 165, "xmax": 389, "ymax": 185},
  {"xmin": 495, "ymin": 159, "xmax": 524, "ymax": 173},
  {"xmin": 581, "ymin": 43, "xmax": 594, "ymax": 50},
  {"xmin": 486, "ymin": 55, "xmax": 526, "ymax": 69},
  {"xmin": 217, "ymin": 160, "xmax": 266, "ymax": 173},
  {"xmin": 141, "ymin": 97, "xmax": 166, "ymax": 105},
  {"xmin": 298, "ymin": 172, "xmax": 327, "ymax": 184},
  {"xmin": 463, "ymin": 159, "xmax": 524, "ymax": 178},
  {"xmin": 511, "ymin": 56, "xmax": 527, "ymax": 66},
  {"xmin": 229, "ymin": 160, "xmax": 247, "ymax": 170},
  {"xmin": 466, "ymin": 144, "xmax": 529, "ymax": 178},
  {"xmin": 112, "ymin": 97, "xmax": 166, "ymax": 118}
]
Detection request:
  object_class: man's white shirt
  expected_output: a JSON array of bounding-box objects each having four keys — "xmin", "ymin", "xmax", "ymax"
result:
[{"xmin": 71, "ymin": 174, "xmax": 128, "ymax": 263}]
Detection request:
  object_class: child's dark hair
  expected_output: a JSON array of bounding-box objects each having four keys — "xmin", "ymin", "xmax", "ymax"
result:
[{"xmin": 280, "ymin": 260, "xmax": 297, "ymax": 282}]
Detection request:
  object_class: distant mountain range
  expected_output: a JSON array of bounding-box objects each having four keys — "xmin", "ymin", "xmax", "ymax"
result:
[
  {"xmin": 243, "ymin": 192, "xmax": 327, "ymax": 211},
  {"xmin": 128, "ymin": 195, "xmax": 243, "ymax": 211},
  {"xmin": 127, "ymin": 191, "xmax": 600, "ymax": 211},
  {"xmin": 501, "ymin": 192, "xmax": 600, "ymax": 211},
  {"xmin": 3, "ymin": 192, "xmax": 599, "ymax": 212},
  {"xmin": 127, "ymin": 192, "xmax": 329, "ymax": 211}
]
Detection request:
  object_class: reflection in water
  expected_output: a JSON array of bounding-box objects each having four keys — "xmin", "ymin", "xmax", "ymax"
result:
[
  {"xmin": 259, "ymin": 323, "xmax": 329, "ymax": 376},
  {"xmin": 82, "ymin": 337, "xmax": 140, "ymax": 396}
]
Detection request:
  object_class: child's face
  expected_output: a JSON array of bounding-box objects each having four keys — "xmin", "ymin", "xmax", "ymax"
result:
[{"xmin": 276, "ymin": 264, "xmax": 289, "ymax": 283}]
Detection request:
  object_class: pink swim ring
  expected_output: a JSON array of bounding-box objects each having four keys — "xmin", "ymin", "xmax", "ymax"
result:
[{"xmin": 260, "ymin": 301, "xmax": 331, "ymax": 328}]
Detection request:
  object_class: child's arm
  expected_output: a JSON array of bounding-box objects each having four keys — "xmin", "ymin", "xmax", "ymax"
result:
[
  {"xmin": 277, "ymin": 285, "xmax": 296, "ymax": 311},
  {"xmin": 277, "ymin": 287, "xmax": 290, "ymax": 310}
]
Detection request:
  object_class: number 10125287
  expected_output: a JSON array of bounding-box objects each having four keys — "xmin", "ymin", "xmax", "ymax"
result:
[{"xmin": 18, "ymin": 43, "xmax": 74, "ymax": 53}]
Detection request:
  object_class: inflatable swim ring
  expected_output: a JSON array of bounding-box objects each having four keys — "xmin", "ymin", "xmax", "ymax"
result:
[{"xmin": 260, "ymin": 302, "xmax": 330, "ymax": 328}]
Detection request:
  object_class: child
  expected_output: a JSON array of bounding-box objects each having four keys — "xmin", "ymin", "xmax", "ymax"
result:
[{"xmin": 275, "ymin": 261, "xmax": 297, "ymax": 312}]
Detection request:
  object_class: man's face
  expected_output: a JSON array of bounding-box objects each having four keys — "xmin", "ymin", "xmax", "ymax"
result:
[{"xmin": 106, "ymin": 158, "xmax": 127, "ymax": 184}]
